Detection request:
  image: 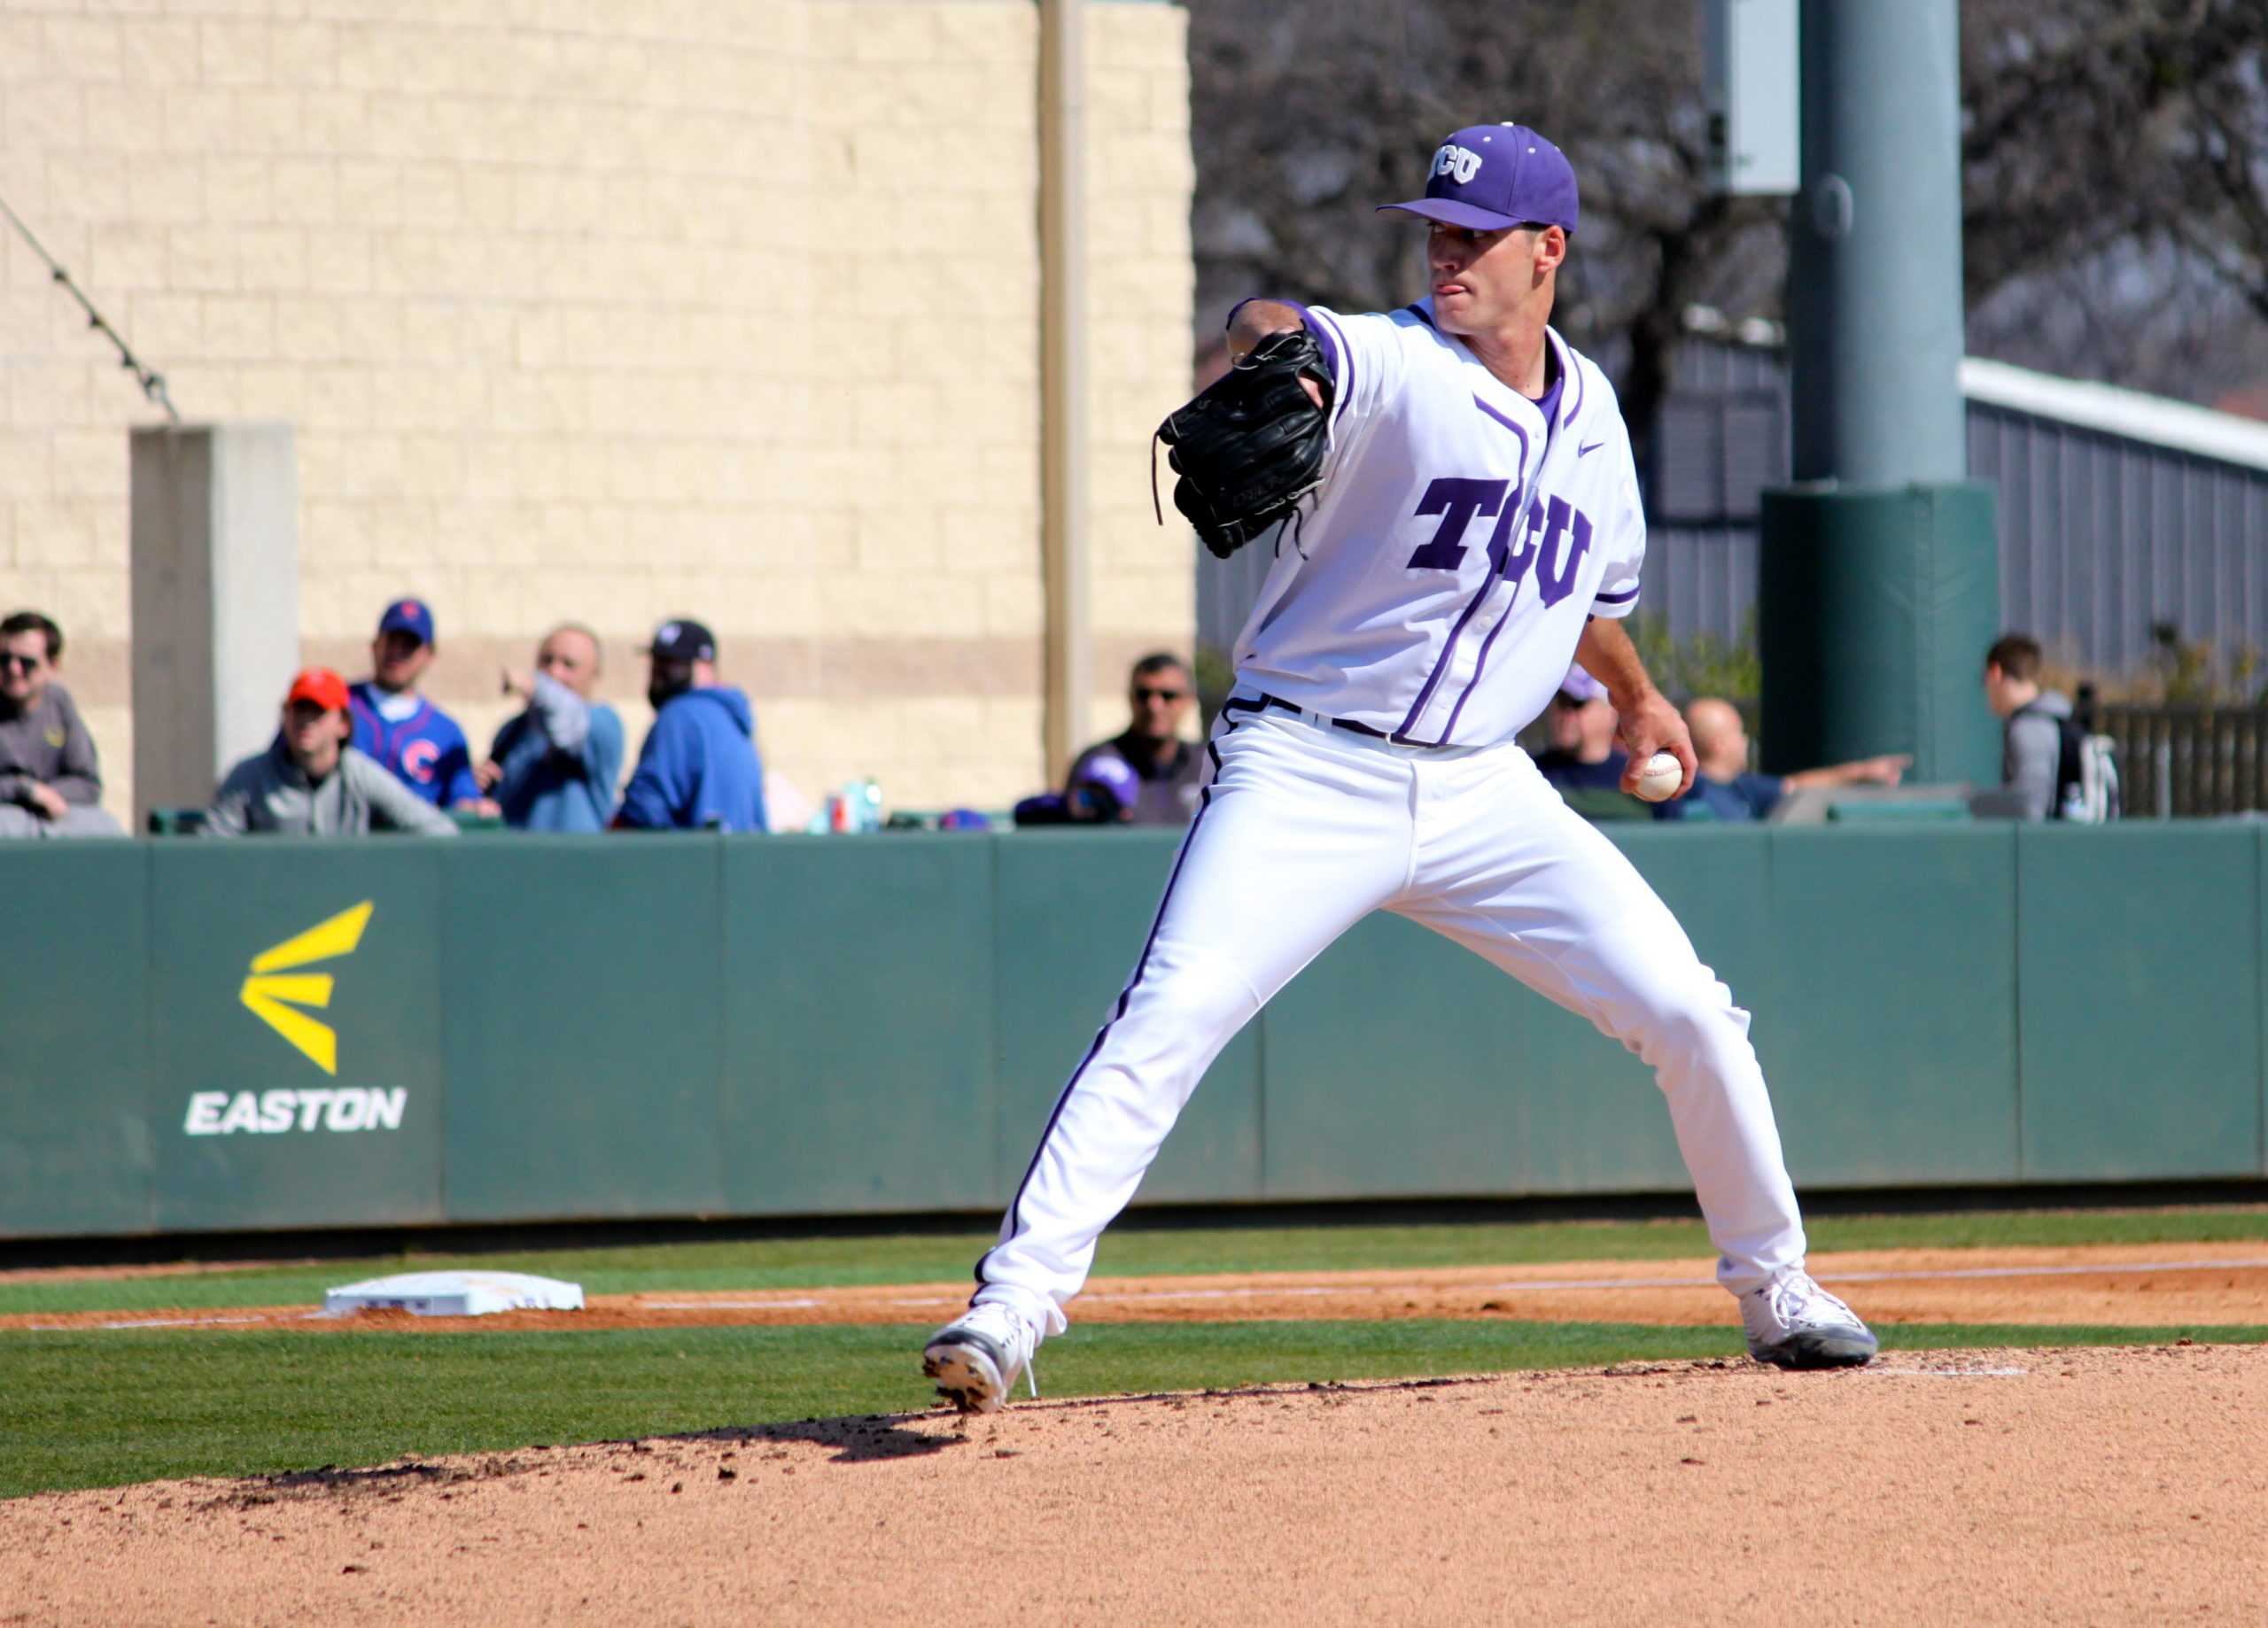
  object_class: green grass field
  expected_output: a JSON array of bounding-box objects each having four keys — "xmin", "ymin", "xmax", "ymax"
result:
[{"xmin": 3, "ymin": 1205, "xmax": 2264, "ymax": 1500}]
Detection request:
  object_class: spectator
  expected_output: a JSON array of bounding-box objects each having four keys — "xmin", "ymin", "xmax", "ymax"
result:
[
  {"xmin": 0, "ymin": 610, "xmax": 121, "ymax": 839},
  {"xmin": 616, "ymin": 618, "xmax": 766, "ymax": 832},
  {"xmin": 1531, "ymin": 668, "xmax": 1627, "ymax": 793},
  {"xmin": 478, "ymin": 624, "xmax": 625, "ymax": 833},
  {"xmin": 206, "ymin": 668, "xmax": 458, "ymax": 837},
  {"xmin": 1662, "ymin": 698, "xmax": 1910, "ymax": 822},
  {"xmin": 348, "ymin": 598, "xmax": 492, "ymax": 814},
  {"xmin": 1982, "ymin": 632, "xmax": 2072, "ymax": 822},
  {"xmin": 1062, "ymin": 654, "xmax": 1209, "ymax": 825}
]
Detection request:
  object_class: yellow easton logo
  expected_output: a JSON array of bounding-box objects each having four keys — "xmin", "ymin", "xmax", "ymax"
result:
[{"xmin": 237, "ymin": 902, "xmax": 374, "ymax": 1076}]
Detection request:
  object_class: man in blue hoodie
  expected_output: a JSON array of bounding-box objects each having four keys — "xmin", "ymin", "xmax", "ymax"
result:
[{"xmin": 616, "ymin": 617, "xmax": 767, "ymax": 832}]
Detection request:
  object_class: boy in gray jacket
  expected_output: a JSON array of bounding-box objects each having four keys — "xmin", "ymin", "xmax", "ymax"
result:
[
  {"xmin": 1983, "ymin": 632, "xmax": 2073, "ymax": 822},
  {"xmin": 206, "ymin": 668, "xmax": 458, "ymax": 838}
]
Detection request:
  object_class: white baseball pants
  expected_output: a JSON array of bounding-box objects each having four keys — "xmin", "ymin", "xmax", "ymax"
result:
[{"xmin": 975, "ymin": 700, "xmax": 1807, "ymax": 1337}]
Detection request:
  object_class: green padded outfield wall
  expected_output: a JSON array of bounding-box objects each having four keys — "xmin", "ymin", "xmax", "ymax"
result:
[
  {"xmin": 2016, "ymin": 825, "xmax": 2263, "ymax": 1181},
  {"xmin": 439, "ymin": 835, "xmax": 726, "ymax": 1221},
  {"xmin": 722, "ymin": 834, "xmax": 1000, "ymax": 1215},
  {"xmin": 991, "ymin": 831, "xmax": 1262, "ymax": 1206},
  {"xmin": 1760, "ymin": 826, "xmax": 2019, "ymax": 1186},
  {"xmin": 0, "ymin": 826, "xmax": 2264, "ymax": 1240},
  {"xmin": 1758, "ymin": 483, "xmax": 2002, "ymax": 787},
  {"xmin": 0, "ymin": 846, "xmax": 152, "ymax": 1237},
  {"xmin": 145, "ymin": 841, "xmax": 447, "ymax": 1232}
]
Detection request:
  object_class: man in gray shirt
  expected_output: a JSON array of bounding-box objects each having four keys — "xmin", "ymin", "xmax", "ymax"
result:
[
  {"xmin": 206, "ymin": 667, "xmax": 458, "ymax": 838},
  {"xmin": 1982, "ymin": 632, "xmax": 2072, "ymax": 821},
  {"xmin": 1061, "ymin": 654, "xmax": 1209, "ymax": 826},
  {"xmin": 0, "ymin": 609, "xmax": 121, "ymax": 839}
]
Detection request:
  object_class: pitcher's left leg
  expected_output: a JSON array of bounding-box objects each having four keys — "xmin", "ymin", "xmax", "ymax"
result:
[
  {"xmin": 1394, "ymin": 757, "xmax": 1875, "ymax": 1366},
  {"xmin": 1394, "ymin": 787, "xmax": 1801, "ymax": 1294}
]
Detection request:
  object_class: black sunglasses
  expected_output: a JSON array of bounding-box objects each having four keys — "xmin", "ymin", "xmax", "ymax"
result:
[
  {"xmin": 1, "ymin": 653, "xmax": 43, "ymax": 672},
  {"xmin": 1133, "ymin": 686, "xmax": 1187, "ymax": 703}
]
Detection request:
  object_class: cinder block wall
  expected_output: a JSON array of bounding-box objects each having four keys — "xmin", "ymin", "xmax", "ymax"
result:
[{"xmin": 0, "ymin": 0, "xmax": 1195, "ymax": 826}]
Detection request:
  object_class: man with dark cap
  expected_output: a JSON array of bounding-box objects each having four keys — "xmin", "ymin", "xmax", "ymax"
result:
[
  {"xmin": 616, "ymin": 617, "xmax": 767, "ymax": 833},
  {"xmin": 348, "ymin": 596, "xmax": 490, "ymax": 812}
]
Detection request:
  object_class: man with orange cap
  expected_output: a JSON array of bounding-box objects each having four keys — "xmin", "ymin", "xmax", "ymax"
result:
[{"xmin": 205, "ymin": 668, "xmax": 459, "ymax": 837}]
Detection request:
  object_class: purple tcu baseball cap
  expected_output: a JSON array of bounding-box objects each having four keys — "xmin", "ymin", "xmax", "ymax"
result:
[
  {"xmin": 1072, "ymin": 751, "xmax": 1143, "ymax": 820},
  {"xmin": 1378, "ymin": 123, "xmax": 1580, "ymax": 235}
]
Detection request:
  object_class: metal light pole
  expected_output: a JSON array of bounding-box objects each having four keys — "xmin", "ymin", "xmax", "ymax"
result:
[{"xmin": 1759, "ymin": 0, "xmax": 2001, "ymax": 786}]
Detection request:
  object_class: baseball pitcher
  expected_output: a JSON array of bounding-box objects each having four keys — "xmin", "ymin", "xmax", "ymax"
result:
[{"xmin": 924, "ymin": 123, "xmax": 1876, "ymax": 1413}]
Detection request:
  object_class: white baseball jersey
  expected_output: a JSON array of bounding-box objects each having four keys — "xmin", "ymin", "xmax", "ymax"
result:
[{"xmin": 1232, "ymin": 300, "xmax": 1644, "ymax": 748}]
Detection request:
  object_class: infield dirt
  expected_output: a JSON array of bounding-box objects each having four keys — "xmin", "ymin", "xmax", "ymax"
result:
[{"xmin": 3, "ymin": 1342, "xmax": 2263, "ymax": 1626}]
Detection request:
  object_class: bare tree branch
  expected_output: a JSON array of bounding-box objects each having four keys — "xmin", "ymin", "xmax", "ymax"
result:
[{"xmin": 1188, "ymin": 0, "xmax": 2268, "ymax": 419}]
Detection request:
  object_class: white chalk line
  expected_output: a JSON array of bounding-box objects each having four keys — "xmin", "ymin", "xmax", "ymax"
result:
[
  {"xmin": 640, "ymin": 1257, "xmax": 2268, "ymax": 1314},
  {"xmin": 26, "ymin": 1257, "xmax": 2267, "ymax": 1329}
]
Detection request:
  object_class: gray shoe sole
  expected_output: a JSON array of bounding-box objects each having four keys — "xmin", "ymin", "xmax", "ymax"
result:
[
  {"xmin": 1748, "ymin": 1327, "xmax": 1879, "ymax": 1369},
  {"xmin": 923, "ymin": 1330, "xmax": 1013, "ymax": 1414}
]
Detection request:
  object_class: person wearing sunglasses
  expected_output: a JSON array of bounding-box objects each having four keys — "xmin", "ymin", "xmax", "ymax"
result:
[
  {"xmin": 1061, "ymin": 653, "xmax": 1209, "ymax": 826},
  {"xmin": 0, "ymin": 609, "xmax": 120, "ymax": 839}
]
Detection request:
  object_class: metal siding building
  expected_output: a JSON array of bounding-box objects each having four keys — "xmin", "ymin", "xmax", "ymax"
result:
[{"xmin": 1200, "ymin": 345, "xmax": 2268, "ymax": 678}]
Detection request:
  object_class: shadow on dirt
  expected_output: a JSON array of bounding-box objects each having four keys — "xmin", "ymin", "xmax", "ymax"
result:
[
  {"xmin": 683, "ymin": 1415, "xmax": 968, "ymax": 1464},
  {"xmin": 201, "ymin": 1454, "xmax": 526, "ymax": 1509}
]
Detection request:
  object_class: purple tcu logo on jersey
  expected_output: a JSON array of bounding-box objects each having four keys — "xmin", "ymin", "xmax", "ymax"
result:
[{"xmin": 1405, "ymin": 478, "xmax": 1591, "ymax": 608}]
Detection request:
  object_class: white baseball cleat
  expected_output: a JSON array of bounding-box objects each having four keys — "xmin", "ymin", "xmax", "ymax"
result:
[
  {"xmin": 922, "ymin": 1301, "xmax": 1041, "ymax": 1414},
  {"xmin": 1740, "ymin": 1269, "xmax": 1879, "ymax": 1369}
]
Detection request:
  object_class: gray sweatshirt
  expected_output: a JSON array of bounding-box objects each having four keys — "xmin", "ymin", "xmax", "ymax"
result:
[
  {"xmin": 205, "ymin": 741, "xmax": 460, "ymax": 837},
  {"xmin": 0, "ymin": 683, "xmax": 103, "ymax": 807},
  {"xmin": 2003, "ymin": 689, "xmax": 2072, "ymax": 822}
]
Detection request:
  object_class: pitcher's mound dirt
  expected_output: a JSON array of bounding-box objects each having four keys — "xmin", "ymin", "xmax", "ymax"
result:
[{"xmin": 4, "ymin": 1344, "xmax": 2262, "ymax": 1627}]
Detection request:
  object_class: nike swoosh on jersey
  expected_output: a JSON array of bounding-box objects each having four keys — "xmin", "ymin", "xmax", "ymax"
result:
[{"xmin": 1579, "ymin": 440, "xmax": 1604, "ymax": 456}]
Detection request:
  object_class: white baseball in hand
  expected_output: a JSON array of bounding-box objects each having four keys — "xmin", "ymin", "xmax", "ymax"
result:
[{"xmin": 1633, "ymin": 751, "xmax": 1683, "ymax": 802}]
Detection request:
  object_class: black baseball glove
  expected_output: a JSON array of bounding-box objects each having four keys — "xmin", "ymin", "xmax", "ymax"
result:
[{"xmin": 1154, "ymin": 327, "xmax": 1335, "ymax": 560}]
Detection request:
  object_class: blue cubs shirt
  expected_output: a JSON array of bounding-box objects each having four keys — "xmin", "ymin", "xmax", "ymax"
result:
[{"xmin": 348, "ymin": 682, "xmax": 479, "ymax": 807}]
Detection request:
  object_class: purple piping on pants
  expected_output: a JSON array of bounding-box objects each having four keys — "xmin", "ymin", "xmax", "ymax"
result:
[
  {"xmin": 1394, "ymin": 395, "xmax": 1533, "ymax": 741},
  {"xmin": 975, "ymin": 715, "xmax": 1239, "ymax": 1292},
  {"xmin": 1306, "ymin": 307, "xmax": 1356, "ymax": 434}
]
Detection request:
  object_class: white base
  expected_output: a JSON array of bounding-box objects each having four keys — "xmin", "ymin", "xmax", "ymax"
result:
[{"xmin": 322, "ymin": 1270, "xmax": 585, "ymax": 1317}]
